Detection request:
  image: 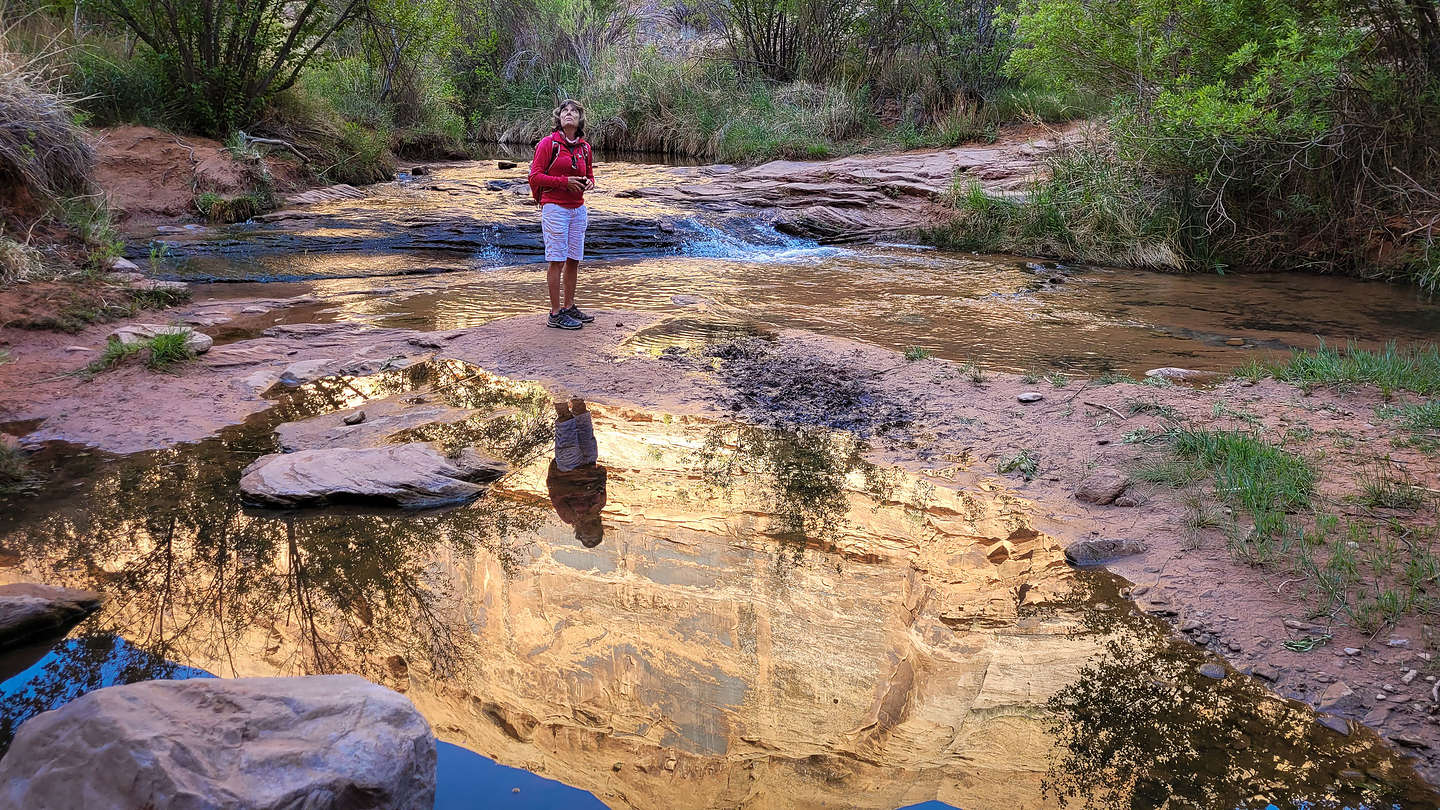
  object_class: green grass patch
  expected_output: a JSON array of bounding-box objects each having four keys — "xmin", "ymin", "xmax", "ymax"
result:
[
  {"xmin": 1377, "ymin": 400, "xmax": 1440, "ymax": 453},
  {"xmin": 1269, "ymin": 340, "xmax": 1440, "ymax": 395},
  {"xmin": 904, "ymin": 346, "xmax": 933, "ymax": 362},
  {"xmin": 85, "ymin": 332, "xmax": 196, "ymax": 375}
]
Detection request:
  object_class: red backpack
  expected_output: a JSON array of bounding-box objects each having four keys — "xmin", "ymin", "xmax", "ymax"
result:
[{"xmin": 530, "ymin": 135, "xmax": 591, "ymax": 202}]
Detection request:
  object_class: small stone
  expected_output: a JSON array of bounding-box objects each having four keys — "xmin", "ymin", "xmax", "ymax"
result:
[
  {"xmin": 1376, "ymin": 693, "xmax": 1389, "ymax": 702},
  {"xmin": 1389, "ymin": 638, "xmax": 1410, "ymax": 648},
  {"xmin": 1364, "ymin": 706, "xmax": 1391, "ymax": 725},
  {"xmin": 1319, "ymin": 681, "xmax": 1361, "ymax": 712},
  {"xmin": 1403, "ymin": 669, "xmax": 1419, "ymax": 685},
  {"xmin": 612, "ymin": 763, "xmax": 622, "ymax": 772},
  {"xmin": 1196, "ymin": 634, "xmax": 1212, "ymax": 645},
  {"xmin": 1131, "ymin": 585, "xmax": 1150, "ymax": 597},
  {"xmin": 107, "ymin": 256, "xmax": 142, "ymax": 272},
  {"xmin": 497, "ymin": 161, "xmax": 518, "ymax": 170},
  {"xmin": 1228, "ymin": 642, "xmax": 1243, "ymax": 652},
  {"xmin": 1113, "ymin": 494, "xmax": 1141, "ymax": 507},
  {"xmin": 1251, "ymin": 664, "xmax": 1279, "ymax": 682},
  {"xmin": 1344, "ymin": 648, "xmax": 1361, "ymax": 656},
  {"xmin": 1074, "ymin": 468, "xmax": 1131, "ymax": 505},
  {"xmin": 411, "ymin": 166, "xmax": 429, "ymax": 176},
  {"xmin": 1226, "ymin": 338, "xmax": 1246, "ymax": 346},
  {"xmin": 663, "ymin": 758, "xmax": 677, "ymax": 772},
  {"xmin": 1317, "ymin": 715, "xmax": 1351, "ymax": 735},
  {"xmin": 1392, "ymin": 734, "xmax": 1430, "ymax": 749},
  {"xmin": 1198, "ymin": 662, "xmax": 1226, "ymax": 680},
  {"xmin": 1180, "ymin": 619, "xmax": 1203, "ymax": 632},
  {"xmin": 1284, "ymin": 619, "xmax": 1307, "ymax": 630},
  {"xmin": 342, "ymin": 411, "xmax": 367, "ymax": 426},
  {"xmin": 64, "ymin": 345, "xmax": 91, "ymax": 353},
  {"xmin": 1383, "ymin": 683, "xmax": 1397, "ymax": 692},
  {"xmin": 1017, "ymin": 392, "xmax": 1044, "ymax": 403}
]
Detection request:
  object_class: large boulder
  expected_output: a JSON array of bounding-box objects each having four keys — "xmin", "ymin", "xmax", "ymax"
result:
[
  {"xmin": 0, "ymin": 583, "xmax": 102, "ymax": 652},
  {"xmin": 239, "ymin": 442, "xmax": 507, "ymax": 508},
  {"xmin": 109, "ymin": 324, "xmax": 212, "ymax": 354},
  {"xmin": 0, "ymin": 675, "xmax": 436, "ymax": 810}
]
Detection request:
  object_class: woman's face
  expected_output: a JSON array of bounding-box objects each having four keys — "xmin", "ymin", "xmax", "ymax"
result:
[{"xmin": 559, "ymin": 105, "xmax": 581, "ymax": 129}]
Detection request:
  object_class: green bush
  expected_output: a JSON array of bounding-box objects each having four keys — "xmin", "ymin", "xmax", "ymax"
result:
[
  {"xmin": 66, "ymin": 40, "xmax": 170, "ymax": 127},
  {"xmin": 926, "ymin": 142, "xmax": 1191, "ymax": 270},
  {"xmin": 1002, "ymin": 0, "xmax": 1440, "ymax": 284}
]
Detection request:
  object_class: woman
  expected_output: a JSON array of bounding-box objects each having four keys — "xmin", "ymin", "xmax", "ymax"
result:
[{"xmin": 528, "ymin": 99, "xmax": 596, "ymax": 330}]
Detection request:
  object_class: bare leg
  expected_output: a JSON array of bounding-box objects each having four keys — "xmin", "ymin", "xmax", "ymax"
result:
[
  {"xmin": 562, "ymin": 258, "xmax": 579, "ymax": 309},
  {"xmin": 547, "ymin": 261, "xmax": 565, "ymax": 314}
]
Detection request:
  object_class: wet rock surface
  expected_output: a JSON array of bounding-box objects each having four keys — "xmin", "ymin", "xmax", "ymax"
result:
[
  {"xmin": 239, "ymin": 443, "xmax": 507, "ymax": 508},
  {"xmin": 633, "ymin": 126, "xmax": 1079, "ymax": 240},
  {"xmin": 0, "ymin": 675, "xmax": 436, "ymax": 810},
  {"xmin": 0, "ymin": 583, "xmax": 101, "ymax": 651},
  {"xmin": 1064, "ymin": 538, "xmax": 1147, "ymax": 567}
]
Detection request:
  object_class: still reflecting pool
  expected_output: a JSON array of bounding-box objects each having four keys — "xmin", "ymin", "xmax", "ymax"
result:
[{"xmin": 1, "ymin": 362, "xmax": 1436, "ymax": 808}]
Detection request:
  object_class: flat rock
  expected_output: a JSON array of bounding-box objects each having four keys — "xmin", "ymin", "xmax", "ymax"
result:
[
  {"xmin": 0, "ymin": 675, "xmax": 435, "ymax": 810},
  {"xmin": 109, "ymin": 324, "xmax": 212, "ymax": 355},
  {"xmin": 0, "ymin": 583, "xmax": 102, "ymax": 652},
  {"xmin": 240, "ymin": 443, "xmax": 507, "ymax": 508},
  {"xmin": 1074, "ymin": 468, "xmax": 1131, "ymax": 505},
  {"xmin": 1144, "ymin": 367, "xmax": 1211, "ymax": 381},
  {"xmin": 497, "ymin": 160, "xmax": 518, "ymax": 170},
  {"xmin": 277, "ymin": 357, "xmax": 340, "ymax": 386},
  {"xmin": 1316, "ymin": 715, "xmax": 1351, "ymax": 735},
  {"xmin": 1064, "ymin": 537, "xmax": 1146, "ymax": 567},
  {"xmin": 1016, "ymin": 392, "xmax": 1043, "ymax": 403},
  {"xmin": 273, "ymin": 397, "xmax": 480, "ymax": 452},
  {"xmin": 1319, "ymin": 680, "xmax": 1362, "ymax": 712},
  {"xmin": 106, "ymin": 256, "xmax": 141, "ymax": 272},
  {"xmin": 1198, "ymin": 662, "xmax": 1227, "ymax": 680}
]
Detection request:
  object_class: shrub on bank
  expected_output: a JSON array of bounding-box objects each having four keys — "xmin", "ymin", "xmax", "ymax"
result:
[{"xmin": 926, "ymin": 140, "xmax": 1190, "ymax": 270}]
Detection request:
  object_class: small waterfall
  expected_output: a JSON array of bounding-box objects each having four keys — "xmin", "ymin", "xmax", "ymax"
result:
[{"xmin": 672, "ymin": 217, "xmax": 844, "ymax": 262}]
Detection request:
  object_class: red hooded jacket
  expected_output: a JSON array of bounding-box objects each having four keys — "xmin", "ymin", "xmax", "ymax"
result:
[{"xmin": 529, "ymin": 132, "xmax": 594, "ymax": 209}]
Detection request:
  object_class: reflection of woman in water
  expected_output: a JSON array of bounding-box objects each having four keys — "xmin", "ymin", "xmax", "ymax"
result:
[{"xmin": 548, "ymin": 398, "xmax": 607, "ymax": 547}]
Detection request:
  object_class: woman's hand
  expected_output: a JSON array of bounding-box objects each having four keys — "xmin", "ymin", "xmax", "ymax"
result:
[
  {"xmin": 585, "ymin": 178, "xmax": 595, "ymax": 191},
  {"xmin": 567, "ymin": 176, "xmax": 588, "ymax": 192}
]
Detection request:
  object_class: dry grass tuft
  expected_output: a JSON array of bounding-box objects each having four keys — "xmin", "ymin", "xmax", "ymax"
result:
[{"xmin": 0, "ymin": 22, "xmax": 95, "ymax": 209}]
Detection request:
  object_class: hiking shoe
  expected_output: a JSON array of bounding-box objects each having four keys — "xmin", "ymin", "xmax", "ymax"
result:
[
  {"xmin": 562, "ymin": 305, "xmax": 595, "ymax": 323},
  {"xmin": 547, "ymin": 311, "xmax": 583, "ymax": 330}
]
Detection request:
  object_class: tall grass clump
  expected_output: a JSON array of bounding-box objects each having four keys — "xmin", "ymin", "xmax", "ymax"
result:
[
  {"xmin": 925, "ymin": 140, "xmax": 1191, "ymax": 270},
  {"xmin": 0, "ymin": 29, "xmax": 96, "ymax": 212},
  {"xmin": 1377, "ymin": 400, "xmax": 1440, "ymax": 453},
  {"xmin": 1272, "ymin": 340, "xmax": 1440, "ymax": 396}
]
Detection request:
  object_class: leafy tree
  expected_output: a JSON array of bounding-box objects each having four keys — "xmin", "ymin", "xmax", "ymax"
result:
[{"xmin": 97, "ymin": 0, "xmax": 366, "ymax": 134}]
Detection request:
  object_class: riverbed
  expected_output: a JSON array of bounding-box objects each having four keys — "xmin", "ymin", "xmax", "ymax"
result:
[{"xmin": 4, "ymin": 153, "xmax": 1440, "ymax": 808}]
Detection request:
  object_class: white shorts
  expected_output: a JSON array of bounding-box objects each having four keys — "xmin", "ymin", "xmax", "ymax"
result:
[{"xmin": 541, "ymin": 203, "xmax": 588, "ymax": 262}]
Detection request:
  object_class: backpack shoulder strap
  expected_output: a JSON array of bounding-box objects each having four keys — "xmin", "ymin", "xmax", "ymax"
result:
[{"xmin": 545, "ymin": 137, "xmax": 563, "ymax": 173}]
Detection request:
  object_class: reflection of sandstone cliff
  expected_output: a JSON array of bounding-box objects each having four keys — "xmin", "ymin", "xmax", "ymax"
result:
[{"xmin": 417, "ymin": 408, "xmax": 1093, "ymax": 810}]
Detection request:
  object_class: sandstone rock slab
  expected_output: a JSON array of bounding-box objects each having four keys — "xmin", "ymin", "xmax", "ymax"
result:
[
  {"xmin": 109, "ymin": 324, "xmax": 212, "ymax": 355},
  {"xmin": 240, "ymin": 442, "xmax": 507, "ymax": 508},
  {"xmin": 0, "ymin": 583, "xmax": 102, "ymax": 652},
  {"xmin": 0, "ymin": 675, "xmax": 436, "ymax": 810}
]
